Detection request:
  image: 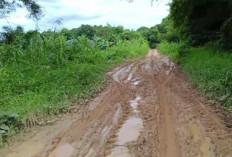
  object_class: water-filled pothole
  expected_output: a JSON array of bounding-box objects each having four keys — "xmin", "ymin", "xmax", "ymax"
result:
[{"xmin": 108, "ymin": 96, "xmax": 143, "ymax": 157}]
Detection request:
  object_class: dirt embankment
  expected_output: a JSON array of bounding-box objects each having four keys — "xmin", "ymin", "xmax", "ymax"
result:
[{"xmin": 1, "ymin": 50, "xmax": 232, "ymax": 157}]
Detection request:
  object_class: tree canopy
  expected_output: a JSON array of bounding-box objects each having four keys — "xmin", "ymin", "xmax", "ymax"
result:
[
  {"xmin": 0, "ymin": 0, "xmax": 42, "ymax": 20},
  {"xmin": 170, "ymin": 0, "xmax": 232, "ymax": 46}
]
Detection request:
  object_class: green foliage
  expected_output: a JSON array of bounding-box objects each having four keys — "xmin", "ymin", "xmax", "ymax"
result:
[
  {"xmin": 0, "ymin": 0, "xmax": 42, "ymax": 19},
  {"xmin": 0, "ymin": 112, "xmax": 25, "ymax": 146},
  {"xmin": 158, "ymin": 43, "xmax": 232, "ymax": 111},
  {"xmin": 137, "ymin": 26, "xmax": 160, "ymax": 48},
  {"xmin": 170, "ymin": 0, "xmax": 232, "ymax": 47},
  {"xmin": 157, "ymin": 42, "xmax": 185, "ymax": 60},
  {"xmin": 157, "ymin": 17, "xmax": 179, "ymax": 43},
  {"xmin": 137, "ymin": 17, "xmax": 179, "ymax": 49},
  {"xmin": 0, "ymin": 25, "xmax": 149, "ymax": 143},
  {"xmin": 220, "ymin": 18, "xmax": 232, "ymax": 50}
]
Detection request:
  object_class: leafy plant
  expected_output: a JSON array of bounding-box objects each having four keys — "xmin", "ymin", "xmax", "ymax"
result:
[{"xmin": 0, "ymin": 112, "xmax": 25, "ymax": 146}]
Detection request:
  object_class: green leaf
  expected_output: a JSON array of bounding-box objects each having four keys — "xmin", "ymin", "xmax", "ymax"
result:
[
  {"xmin": 0, "ymin": 130, "xmax": 6, "ymax": 134},
  {"xmin": 9, "ymin": 113, "xmax": 19, "ymax": 118},
  {"xmin": 0, "ymin": 124, "xmax": 9, "ymax": 131}
]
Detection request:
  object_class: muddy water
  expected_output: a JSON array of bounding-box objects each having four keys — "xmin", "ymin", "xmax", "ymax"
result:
[
  {"xmin": 112, "ymin": 64, "xmax": 134, "ymax": 83},
  {"xmin": 108, "ymin": 96, "xmax": 144, "ymax": 157},
  {"xmin": 133, "ymin": 80, "xmax": 140, "ymax": 86},
  {"xmin": 117, "ymin": 117, "xmax": 143, "ymax": 145},
  {"xmin": 107, "ymin": 117, "xmax": 143, "ymax": 157},
  {"xmin": 130, "ymin": 96, "xmax": 141, "ymax": 113}
]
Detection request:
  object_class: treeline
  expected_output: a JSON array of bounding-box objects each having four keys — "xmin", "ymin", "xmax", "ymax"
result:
[
  {"xmin": 138, "ymin": 0, "xmax": 232, "ymax": 50},
  {"xmin": 0, "ymin": 24, "xmax": 149, "ymax": 145},
  {"xmin": 148, "ymin": 0, "xmax": 232, "ymax": 113}
]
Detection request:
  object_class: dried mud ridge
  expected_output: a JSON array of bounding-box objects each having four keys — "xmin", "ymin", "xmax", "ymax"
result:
[{"xmin": 1, "ymin": 50, "xmax": 232, "ymax": 157}]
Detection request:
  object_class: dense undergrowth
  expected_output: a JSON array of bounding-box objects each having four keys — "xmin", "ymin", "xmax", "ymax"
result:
[
  {"xmin": 0, "ymin": 25, "xmax": 149, "ymax": 145},
  {"xmin": 158, "ymin": 42, "xmax": 232, "ymax": 112}
]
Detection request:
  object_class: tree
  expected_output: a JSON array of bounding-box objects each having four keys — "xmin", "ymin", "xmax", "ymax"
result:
[
  {"xmin": 137, "ymin": 27, "xmax": 150, "ymax": 39},
  {"xmin": 0, "ymin": 0, "xmax": 42, "ymax": 20},
  {"xmin": 170, "ymin": 0, "xmax": 232, "ymax": 46},
  {"xmin": 1, "ymin": 26, "xmax": 24, "ymax": 44},
  {"xmin": 75, "ymin": 25, "xmax": 96, "ymax": 39}
]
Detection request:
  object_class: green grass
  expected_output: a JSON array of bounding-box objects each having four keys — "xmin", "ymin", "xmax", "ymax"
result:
[
  {"xmin": 158, "ymin": 42, "xmax": 232, "ymax": 111},
  {"xmin": 0, "ymin": 39, "xmax": 149, "ymax": 117},
  {"xmin": 0, "ymin": 32, "xmax": 149, "ymax": 145}
]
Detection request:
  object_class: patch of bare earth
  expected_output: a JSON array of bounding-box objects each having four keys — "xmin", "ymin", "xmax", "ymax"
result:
[{"xmin": 1, "ymin": 50, "xmax": 232, "ymax": 157}]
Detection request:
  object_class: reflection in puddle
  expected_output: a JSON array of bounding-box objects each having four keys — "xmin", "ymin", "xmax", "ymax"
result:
[
  {"xmin": 112, "ymin": 64, "xmax": 134, "ymax": 83},
  {"xmin": 133, "ymin": 80, "xmax": 141, "ymax": 86},
  {"xmin": 127, "ymin": 67, "xmax": 137, "ymax": 82},
  {"xmin": 101, "ymin": 126, "xmax": 113, "ymax": 145},
  {"xmin": 117, "ymin": 117, "xmax": 143, "ymax": 145},
  {"xmin": 48, "ymin": 143, "xmax": 74, "ymax": 157},
  {"xmin": 130, "ymin": 96, "xmax": 141, "ymax": 113},
  {"xmin": 108, "ymin": 96, "xmax": 143, "ymax": 157},
  {"xmin": 108, "ymin": 117, "xmax": 143, "ymax": 157},
  {"xmin": 85, "ymin": 104, "xmax": 122, "ymax": 157}
]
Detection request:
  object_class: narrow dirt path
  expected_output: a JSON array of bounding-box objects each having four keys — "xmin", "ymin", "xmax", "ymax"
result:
[{"xmin": 1, "ymin": 50, "xmax": 232, "ymax": 157}]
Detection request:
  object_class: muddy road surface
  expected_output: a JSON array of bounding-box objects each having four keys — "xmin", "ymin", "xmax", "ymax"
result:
[{"xmin": 1, "ymin": 50, "xmax": 232, "ymax": 157}]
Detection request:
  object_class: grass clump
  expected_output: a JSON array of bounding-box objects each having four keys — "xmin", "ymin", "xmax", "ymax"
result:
[{"xmin": 158, "ymin": 42, "xmax": 232, "ymax": 111}]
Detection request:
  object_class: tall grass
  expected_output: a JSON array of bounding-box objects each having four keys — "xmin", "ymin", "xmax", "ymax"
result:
[
  {"xmin": 158, "ymin": 42, "xmax": 232, "ymax": 111},
  {"xmin": 0, "ymin": 31, "xmax": 149, "ymax": 145}
]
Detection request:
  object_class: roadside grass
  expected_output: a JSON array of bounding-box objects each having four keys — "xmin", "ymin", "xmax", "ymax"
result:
[
  {"xmin": 0, "ymin": 33, "xmax": 149, "ymax": 145},
  {"xmin": 158, "ymin": 42, "xmax": 232, "ymax": 112}
]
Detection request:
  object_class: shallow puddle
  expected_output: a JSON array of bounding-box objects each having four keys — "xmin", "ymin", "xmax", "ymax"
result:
[
  {"xmin": 107, "ymin": 95, "xmax": 143, "ymax": 157},
  {"xmin": 130, "ymin": 96, "xmax": 141, "ymax": 113},
  {"xmin": 133, "ymin": 80, "xmax": 141, "ymax": 86},
  {"xmin": 48, "ymin": 143, "xmax": 74, "ymax": 157},
  {"xmin": 117, "ymin": 117, "xmax": 143, "ymax": 145},
  {"xmin": 108, "ymin": 117, "xmax": 143, "ymax": 157},
  {"xmin": 127, "ymin": 67, "xmax": 137, "ymax": 81},
  {"xmin": 112, "ymin": 64, "xmax": 134, "ymax": 83}
]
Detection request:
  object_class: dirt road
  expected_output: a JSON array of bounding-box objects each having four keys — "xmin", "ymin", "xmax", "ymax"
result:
[{"xmin": 1, "ymin": 50, "xmax": 232, "ymax": 157}]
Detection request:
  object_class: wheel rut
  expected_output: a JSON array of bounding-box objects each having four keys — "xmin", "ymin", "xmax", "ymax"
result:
[{"xmin": 159, "ymin": 78, "xmax": 180, "ymax": 157}]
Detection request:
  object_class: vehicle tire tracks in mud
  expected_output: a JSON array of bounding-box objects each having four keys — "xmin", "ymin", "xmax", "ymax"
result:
[{"xmin": 1, "ymin": 49, "xmax": 232, "ymax": 157}]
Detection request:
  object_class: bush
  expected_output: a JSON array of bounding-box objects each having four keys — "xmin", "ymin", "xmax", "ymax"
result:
[{"xmin": 157, "ymin": 41, "xmax": 186, "ymax": 60}]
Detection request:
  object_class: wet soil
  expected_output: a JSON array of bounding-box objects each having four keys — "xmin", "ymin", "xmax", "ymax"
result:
[{"xmin": 1, "ymin": 49, "xmax": 232, "ymax": 157}]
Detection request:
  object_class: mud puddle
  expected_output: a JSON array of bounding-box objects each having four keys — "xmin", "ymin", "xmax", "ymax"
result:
[
  {"xmin": 112, "ymin": 64, "xmax": 134, "ymax": 83},
  {"xmin": 108, "ymin": 96, "xmax": 143, "ymax": 157},
  {"xmin": 130, "ymin": 96, "xmax": 141, "ymax": 113},
  {"xmin": 108, "ymin": 117, "xmax": 143, "ymax": 157}
]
